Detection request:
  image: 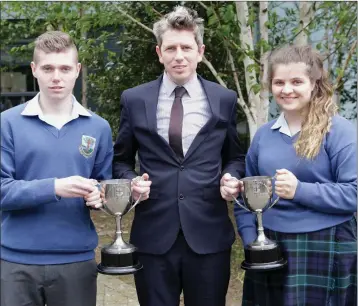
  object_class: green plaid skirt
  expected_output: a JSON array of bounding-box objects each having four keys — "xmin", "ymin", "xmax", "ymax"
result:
[{"xmin": 242, "ymin": 218, "xmax": 357, "ymax": 306}]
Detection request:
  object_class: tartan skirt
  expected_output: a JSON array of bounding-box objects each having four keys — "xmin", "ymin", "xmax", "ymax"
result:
[{"xmin": 242, "ymin": 217, "xmax": 357, "ymax": 306}]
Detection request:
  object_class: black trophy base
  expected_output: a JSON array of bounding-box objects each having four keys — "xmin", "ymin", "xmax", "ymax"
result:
[
  {"xmin": 241, "ymin": 244, "xmax": 287, "ymax": 272},
  {"xmin": 97, "ymin": 249, "xmax": 143, "ymax": 275}
]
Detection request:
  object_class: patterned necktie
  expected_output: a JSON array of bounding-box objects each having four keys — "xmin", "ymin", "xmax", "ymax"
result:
[{"xmin": 168, "ymin": 86, "xmax": 187, "ymax": 159}]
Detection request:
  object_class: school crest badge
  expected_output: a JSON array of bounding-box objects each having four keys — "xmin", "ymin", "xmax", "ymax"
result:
[{"xmin": 79, "ymin": 135, "xmax": 96, "ymax": 158}]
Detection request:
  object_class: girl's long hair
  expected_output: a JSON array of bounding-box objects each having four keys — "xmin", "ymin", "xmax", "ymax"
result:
[{"xmin": 268, "ymin": 45, "xmax": 338, "ymax": 159}]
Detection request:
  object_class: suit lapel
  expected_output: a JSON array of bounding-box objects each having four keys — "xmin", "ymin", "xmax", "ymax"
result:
[
  {"xmin": 145, "ymin": 75, "xmax": 162, "ymax": 134},
  {"xmin": 184, "ymin": 77, "xmax": 220, "ymax": 161}
]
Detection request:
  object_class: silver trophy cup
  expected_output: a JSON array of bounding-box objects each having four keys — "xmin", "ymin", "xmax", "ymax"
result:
[
  {"xmin": 97, "ymin": 179, "xmax": 143, "ymax": 275},
  {"xmin": 233, "ymin": 176, "xmax": 287, "ymax": 271}
]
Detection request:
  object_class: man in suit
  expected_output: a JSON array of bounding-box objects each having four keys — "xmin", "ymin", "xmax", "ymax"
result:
[{"xmin": 113, "ymin": 6, "xmax": 245, "ymax": 306}]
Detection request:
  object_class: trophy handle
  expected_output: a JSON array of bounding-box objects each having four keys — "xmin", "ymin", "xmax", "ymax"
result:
[
  {"xmin": 232, "ymin": 195, "xmax": 251, "ymax": 212},
  {"xmin": 99, "ymin": 207, "xmax": 113, "ymax": 215},
  {"xmin": 267, "ymin": 196, "xmax": 280, "ymax": 209},
  {"xmin": 126, "ymin": 193, "xmax": 142, "ymax": 213},
  {"xmin": 255, "ymin": 176, "xmax": 280, "ymax": 210},
  {"xmin": 126, "ymin": 175, "xmax": 145, "ymax": 213},
  {"xmin": 92, "ymin": 183, "xmax": 113, "ymax": 215},
  {"xmin": 228, "ymin": 177, "xmax": 251, "ymax": 211},
  {"xmin": 267, "ymin": 174, "xmax": 280, "ymax": 209}
]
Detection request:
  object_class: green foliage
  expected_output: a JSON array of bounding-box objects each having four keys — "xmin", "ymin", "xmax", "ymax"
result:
[
  {"xmin": 1, "ymin": 0, "xmax": 356, "ymax": 136},
  {"xmin": 1, "ymin": 1, "xmax": 164, "ymax": 135},
  {"xmin": 267, "ymin": 1, "xmax": 357, "ymax": 115}
]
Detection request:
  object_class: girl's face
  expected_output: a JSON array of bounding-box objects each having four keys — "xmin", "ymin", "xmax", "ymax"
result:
[{"xmin": 271, "ymin": 62, "xmax": 315, "ymax": 115}]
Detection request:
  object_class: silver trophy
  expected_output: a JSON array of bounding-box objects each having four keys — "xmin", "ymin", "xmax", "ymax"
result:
[
  {"xmin": 97, "ymin": 179, "xmax": 143, "ymax": 275},
  {"xmin": 232, "ymin": 176, "xmax": 287, "ymax": 271}
]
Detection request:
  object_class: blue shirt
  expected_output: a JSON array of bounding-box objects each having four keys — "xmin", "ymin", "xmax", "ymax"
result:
[
  {"xmin": 235, "ymin": 114, "xmax": 357, "ymax": 247},
  {"xmin": 1, "ymin": 95, "xmax": 113, "ymax": 264}
]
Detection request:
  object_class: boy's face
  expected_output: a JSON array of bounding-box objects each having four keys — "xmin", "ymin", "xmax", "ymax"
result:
[{"xmin": 31, "ymin": 48, "xmax": 81, "ymax": 102}]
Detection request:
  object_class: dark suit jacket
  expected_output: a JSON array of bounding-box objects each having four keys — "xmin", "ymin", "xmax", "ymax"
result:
[{"xmin": 113, "ymin": 75, "xmax": 245, "ymax": 255}]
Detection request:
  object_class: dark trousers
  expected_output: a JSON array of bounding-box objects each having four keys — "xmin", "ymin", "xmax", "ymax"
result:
[
  {"xmin": 134, "ymin": 231, "xmax": 231, "ymax": 306},
  {"xmin": 0, "ymin": 259, "xmax": 97, "ymax": 306}
]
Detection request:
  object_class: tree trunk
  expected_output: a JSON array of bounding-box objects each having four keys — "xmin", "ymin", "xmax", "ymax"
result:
[
  {"xmin": 333, "ymin": 40, "xmax": 357, "ymax": 110},
  {"xmin": 80, "ymin": 6, "xmax": 88, "ymax": 108},
  {"xmin": 247, "ymin": 116, "xmax": 257, "ymax": 143},
  {"xmin": 325, "ymin": 16, "xmax": 331, "ymax": 74},
  {"xmin": 236, "ymin": 1, "xmax": 261, "ymax": 141},
  {"xmin": 296, "ymin": 2, "xmax": 315, "ymax": 45},
  {"xmin": 81, "ymin": 65, "xmax": 88, "ymax": 108},
  {"xmin": 258, "ymin": 2, "xmax": 269, "ymax": 128}
]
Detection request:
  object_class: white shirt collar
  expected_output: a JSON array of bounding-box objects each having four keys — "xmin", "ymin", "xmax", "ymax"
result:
[
  {"xmin": 162, "ymin": 72, "xmax": 201, "ymax": 98},
  {"xmin": 21, "ymin": 93, "xmax": 91, "ymax": 118},
  {"xmin": 271, "ymin": 113, "xmax": 300, "ymax": 137}
]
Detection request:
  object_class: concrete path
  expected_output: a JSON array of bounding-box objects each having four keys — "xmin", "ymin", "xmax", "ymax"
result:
[
  {"xmin": 95, "ymin": 272, "xmax": 240, "ymax": 306},
  {"xmin": 93, "ymin": 211, "xmax": 242, "ymax": 305},
  {"xmin": 96, "ymin": 274, "xmax": 139, "ymax": 306}
]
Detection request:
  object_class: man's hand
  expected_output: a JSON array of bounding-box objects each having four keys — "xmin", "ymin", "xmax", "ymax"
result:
[
  {"xmin": 84, "ymin": 180, "xmax": 103, "ymax": 209},
  {"xmin": 55, "ymin": 176, "xmax": 96, "ymax": 198},
  {"xmin": 220, "ymin": 173, "xmax": 244, "ymax": 201},
  {"xmin": 275, "ymin": 169, "xmax": 298, "ymax": 200},
  {"xmin": 131, "ymin": 173, "xmax": 152, "ymax": 202}
]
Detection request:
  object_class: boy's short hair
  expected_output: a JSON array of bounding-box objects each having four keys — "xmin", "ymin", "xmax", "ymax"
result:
[{"xmin": 33, "ymin": 31, "xmax": 78, "ymax": 62}]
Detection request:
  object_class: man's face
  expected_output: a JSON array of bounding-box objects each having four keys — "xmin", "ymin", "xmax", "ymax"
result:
[
  {"xmin": 31, "ymin": 48, "xmax": 81, "ymax": 101},
  {"xmin": 156, "ymin": 29, "xmax": 205, "ymax": 85}
]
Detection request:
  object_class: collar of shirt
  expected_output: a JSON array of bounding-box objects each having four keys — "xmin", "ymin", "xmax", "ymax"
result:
[
  {"xmin": 21, "ymin": 93, "xmax": 91, "ymax": 121},
  {"xmin": 162, "ymin": 71, "xmax": 201, "ymax": 99},
  {"xmin": 271, "ymin": 112, "xmax": 300, "ymax": 137}
]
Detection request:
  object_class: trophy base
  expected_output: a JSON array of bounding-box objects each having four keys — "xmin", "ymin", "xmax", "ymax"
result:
[
  {"xmin": 241, "ymin": 258, "xmax": 287, "ymax": 271},
  {"xmin": 241, "ymin": 244, "xmax": 287, "ymax": 272},
  {"xmin": 97, "ymin": 249, "xmax": 143, "ymax": 275},
  {"xmin": 97, "ymin": 262, "xmax": 143, "ymax": 275}
]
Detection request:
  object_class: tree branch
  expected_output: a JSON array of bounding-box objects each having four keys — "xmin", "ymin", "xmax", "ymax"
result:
[
  {"xmin": 333, "ymin": 40, "xmax": 357, "ymax": 90},
  {"xmin": 227, "ymin": 49, "xmax": 249, "ymax": 113},
  {"xmin": 323, "ymin": 17, "xmax": 356, "ymax": 61},
  {"xmin": 200, "ymin": 0, "xmax": 261, "ymax": 66},
  {"xmin": 288, "ymin": 6, "xmax": 327, "ymax": 43},
  {"xmin": 117, "ymin": 37, "xmax": 156, "ymax": 44},
  {"xmin": 148, "ymin": 5, "xmax": 163, "ymax": 17},
  {"xmin": 226, "ymin": 44, "xmax": 256, "ymax": 122},
  {"xmin": 198, "ymin": 1, "xmax": 208, "ymax": 10},
  {"xmin": 140, "ymin": 2, "xmax": 163, "ymax": 17},
  {"xmin": 199, "ymin": 0, "xmax": 253, "ymax": 121},
  {"xmin": 114, "ymin": 4, "xmax": 153, "ymax": 34},
  {"xmin": 114, "ymin": 2, "xmax": 227, "ymax": 90},
  {"xmin": 201, "ymin": 55, "xmax": 227, "ymax": 88},
  {"xmin": 229, "ymin": 41, "xmax": 261, "ymax": 65}
]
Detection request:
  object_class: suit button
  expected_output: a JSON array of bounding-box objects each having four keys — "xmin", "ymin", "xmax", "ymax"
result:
[
  {"xmin": 179, "ymin": 194, "xmax": 184, "ymax": 200},
  {"xmin": 180, "ymin": 165, "xmax": 184, "ymax": 171}
]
